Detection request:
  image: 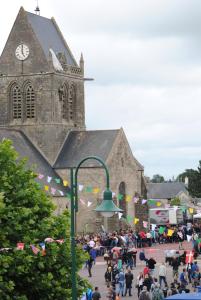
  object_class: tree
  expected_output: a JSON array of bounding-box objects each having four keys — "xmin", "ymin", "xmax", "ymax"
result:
[
  {"xmin": 177, "ymin": 161, "xmax": 201, "ymax": 198},
  {"xmin": 0, "ymin": 139, "xmax": 89, "ymax": 299},
  {"xmin": 170, "ymin": 197, "xmax": 181, "ymax": 206},
  {"xmin": 151, "ymin": 174, "xmax": 165, "ymax": 183}
]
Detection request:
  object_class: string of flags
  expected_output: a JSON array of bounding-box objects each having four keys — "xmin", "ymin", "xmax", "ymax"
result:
[{"xmin": 0, "ymin": 238, "xmax": 65, "ymax": 256}]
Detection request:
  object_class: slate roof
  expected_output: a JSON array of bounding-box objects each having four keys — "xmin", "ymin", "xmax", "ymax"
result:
[
  {"xmin": 0, "ymin": 128, "xmax": 67, "ymax": 194},
  {"xmin": 26, "ymin": 11, "xmax": 76, "ymax": 66},
  {"xmin": 147, "ymin": 182, "xmax": 188, "ymax": 199},
  {"xmin": 53, "ymin": 130, "xmax": 120, "ymax": 168}
]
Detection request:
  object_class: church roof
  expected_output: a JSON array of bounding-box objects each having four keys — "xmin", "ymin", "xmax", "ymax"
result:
[
  {"xmin": 147, "ymin": 182, "xmax": 188, "ymax": 200},
  {"xmin": 53, "ymin": 130, "xmax": 120, "ymax": 168},
  {"xmin": 0, "ymin": 128, "xmax": 66, "ymax": 194},
  {"xmin": 26, "ymin": 10, "xmax": 77, "ymax": 66}
]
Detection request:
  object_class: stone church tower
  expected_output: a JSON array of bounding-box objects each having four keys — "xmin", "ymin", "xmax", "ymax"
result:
[{"xmin": 0, "ymin": 7, "xmax": 85, "ymax": 163}]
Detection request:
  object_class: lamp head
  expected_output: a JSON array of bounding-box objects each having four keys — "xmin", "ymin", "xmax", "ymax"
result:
[{"xmin": 94, "ymin": 189, "xmax": 123, "ymax": 218}]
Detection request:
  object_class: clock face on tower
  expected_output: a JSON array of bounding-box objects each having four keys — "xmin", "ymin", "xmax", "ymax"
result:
[{"xmin": 15, "ymin": 44, "xmax": 30, "ymax": 61}]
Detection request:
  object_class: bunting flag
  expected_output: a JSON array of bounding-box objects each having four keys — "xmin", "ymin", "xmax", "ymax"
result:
[
  {"xmin": 38, "ymin": 174, "xmax": 44, "ymax": 179},
  {"xmin": 59, "ymin": 190, "xmax": 64, "ymax": 196},
  {"xmin": 78, "ymin": 185, "xmax": 84, "ymax": 191},
  {"xmin": 39, "ymin": 242, "xmax": 46, "ymax": 256},
  {"xmin": 126, "ymin": 195, "xmax": 131, "ymax": 202},
  {"xmin": 87, "ymin": 201, "xmax": 92, "ymax": 207},
  {"xmin": 156, "ymin": 202, "xmax": 162, "ymax": 207},
  {"xmin": 133, "ymin": 197, "xmax": 139, "ymax": 203},
  {"xmin": 80, "ymin": 199, "xmax": 86, "ymax": 206},
  {"xmin": 55, "ymin": 178, "xmax": 61, "ymax": 184},
  {"xmin": 189, "ymin": 208, "xmax": 194, "ymax": 214},
  {"xmin": 118, "ymin": 194, "xmax": 123, "ymax": 200},
  {"xmin": 85, "ymin": 187, "xmax": 93, "ymax": 193},
  {"xmin": 30, "ymin": 245, "xmax": 40, "ymax": 255},
  {"xmin": 143, "ymin": 221, "xmax": 148, "ymax": 228},
  {"xmin": 47, "ymin": 176, "xmax": 52, "ymax": 183},
  {"xmin": 63, "ymin": 180, "xmax": 68, "ymax": 187},
  {"xmin": 17, "ymin": 243, "xmax": 24, "ymax": 250},
  {"xmin": 134, "ymin": 218, "xmax": 139, "ymax": 224},
  {"xmin": 93, "ymin": 188, "xmax": 100, "ymax": 194},
  {"xmin": 167, "ymin": 229, "xmax": 174, "ymax": 237},
  {"xmin": 44, "ymin": 185, "xmax": 49, "ymax": 191},
  {"xmin": 126, "ymin": 215, "xmax": 133, "ymax": 223},
  {"xmin": 181, "ymin": 206, "xmax": 187, "ymax": 213},
  {"xmin": 187, "ymin": 235, "xmax": 192, "ymax": 242},
  {"xmin": 51, "ymin": 187, "xmax": 56, "ymax": 195},
  {"xmin": 151, "ymin": 224, "xmax": 157, "ymax": 230},
  {"xmin": 118, "ymin": 213, "xmax": 123, "ymax": 219},
  {"xmin": 142, "ymin": 199, "xmax": 147, "ymax": 205},
  {"xmin": 159, "ymin": 226, "xmax": 165, "ymax": 234}
]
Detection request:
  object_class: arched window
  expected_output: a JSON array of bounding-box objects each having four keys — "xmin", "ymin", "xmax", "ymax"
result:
[
  {"xmin": 68, "ymin": 83, "xmax": 76, "ymax": 121},
  {"xmin": 61, "ymin": 84, "xmax": 68, "ymax": 120},
  {"xmin": 10, "ymin": 84, "xmax": 22, "ymax": 119},
  {"xmin": 24, "ymin": 83, "xmax": 35, "ymax": 119}
]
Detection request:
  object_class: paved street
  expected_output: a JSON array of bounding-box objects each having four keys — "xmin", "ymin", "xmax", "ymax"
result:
[{"xmin": 80, "ymin": 241, "xmax": 200, "ymax": 299}]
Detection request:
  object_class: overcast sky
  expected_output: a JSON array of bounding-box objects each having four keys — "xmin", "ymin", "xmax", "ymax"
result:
[{"xmin": 1, "ymin": 0, "xmax": 201, "ymax": 179}]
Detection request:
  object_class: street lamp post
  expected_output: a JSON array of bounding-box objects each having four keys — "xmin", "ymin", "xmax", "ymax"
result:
[{"xmin": 70, "ymin": 156, "xmax": 123, "ymax": 300}]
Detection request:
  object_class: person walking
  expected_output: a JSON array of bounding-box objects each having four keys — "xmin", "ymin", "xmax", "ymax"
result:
[
  {"xmin": 87, "ymin": 256, "xmax": 94, "ymax": 277},
  {"xmin": 124, "ymin": 269, "xmax": 133, "ymax": 297},
  {"xmin": 158, "ymin": 262, "xmax": 167, "ymax": 288},
  {"xmin": 152, "ymin": 283, "xmax": 164, "ymax": 300},
  {"xmin": 117, "ymin": 269, "xmax": 125, "ymax": 297},
  {"xmin": 147, "ymin": 257, "xmax": 156, "ymax": 276},
  {"xmin": 136, "ymin": 271, "xmax": 144, "ymax": 298},
  {"xmin": 139, "ymin": 286, "xmax": 151, "ymax": 300},
  {"xmin": 92, "ymin": 287, "xmax": 101, "ymax": 300}
]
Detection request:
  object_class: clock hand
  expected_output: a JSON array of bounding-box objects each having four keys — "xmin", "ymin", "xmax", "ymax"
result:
[{"xmin": 21, "ymin": 44, "xmax": 24, "ymax": 56}]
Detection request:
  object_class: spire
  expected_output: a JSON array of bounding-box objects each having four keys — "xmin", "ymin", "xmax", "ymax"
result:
[{"xmin": 79, "ymin": 52, "xmax": 84, "ymax": 75}]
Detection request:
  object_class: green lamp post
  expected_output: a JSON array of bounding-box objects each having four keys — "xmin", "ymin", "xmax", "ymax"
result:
[{"xmin": 70, "ymin": 156, "xmax": 123, "ymax": 300}]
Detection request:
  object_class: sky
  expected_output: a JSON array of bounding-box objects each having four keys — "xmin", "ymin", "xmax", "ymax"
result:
[{"xmin": 0, "ymin": 0, "xmax": 201, "ymax": 179}]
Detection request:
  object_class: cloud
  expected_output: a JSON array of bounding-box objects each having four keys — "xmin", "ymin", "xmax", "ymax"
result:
[{"xmin": 0, "ymin": 0, "xmax": 201, "ymax": 179}]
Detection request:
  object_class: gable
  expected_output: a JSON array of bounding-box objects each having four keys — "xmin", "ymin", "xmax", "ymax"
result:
[
  {"xmin": 0, "ymin": 7, "xmax": 49, "ymax": 74},
  {"xmin": 26, "ymin": 12, "xmax": 77, "ymax": 66},
  {"xmin": 53, "ymin": 130, "xmax": 119, "ymax": 168}
]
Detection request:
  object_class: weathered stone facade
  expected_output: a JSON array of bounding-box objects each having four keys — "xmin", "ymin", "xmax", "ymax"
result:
[{"xmin": 0, "ymin": 7, "xmax": 147, "ymax": 232}]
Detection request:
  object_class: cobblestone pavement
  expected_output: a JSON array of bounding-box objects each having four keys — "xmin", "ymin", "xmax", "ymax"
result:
[{"xmin": 80, "ymin": 241, "xmax": 201, "ymax": 299}]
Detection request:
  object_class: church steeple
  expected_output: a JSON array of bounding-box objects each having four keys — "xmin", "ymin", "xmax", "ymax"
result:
[{"xmin": 0, "ymin": 7, "xmax": 86, "ymax": 163}]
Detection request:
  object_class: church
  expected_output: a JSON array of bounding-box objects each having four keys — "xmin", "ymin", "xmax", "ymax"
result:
[{"xmin": 0, "ymin": 7, "xmax": 147, "ymax": 232}]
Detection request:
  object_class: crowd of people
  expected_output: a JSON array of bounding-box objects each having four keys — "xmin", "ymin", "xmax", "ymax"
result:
[{"xmin": 80, "ymin": 222, "xmax": 201, "ymax": 299}]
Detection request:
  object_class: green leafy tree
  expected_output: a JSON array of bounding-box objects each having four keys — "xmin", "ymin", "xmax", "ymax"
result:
[
  {"xmin": 0, "ymin": 139, "xmax": 89, "ymax": 299},
  {"xmin": 177, "ymin": 161, "xmax": 201, "ymax": 198},
  {"xmin": 170, "ymin": 197, "xmax": 181, "ymax": 206},
  {"xmin": 151, "ymin": 174, "xmax": 165, "ymax": 183}
]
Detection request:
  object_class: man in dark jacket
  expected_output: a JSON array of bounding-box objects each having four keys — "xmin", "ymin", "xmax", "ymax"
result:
[
  {"xmin": 147, "ymin": 257, "xmax": 156, "ymax": 275},
  {"xmin": 124, "ymin": 269, "xmax": 133, "ymax": 296}
]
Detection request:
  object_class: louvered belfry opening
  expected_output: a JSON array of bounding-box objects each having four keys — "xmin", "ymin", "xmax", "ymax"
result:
[
  {"xmin": 68, "ymin": 83, "xmax": 75, "ymax": 121},
  {"xmin": 25, "ymin": 83, "xmax": 35, "ymax": 119},
  {"xmin": 11, "ymin": 84, "xmax": 22, "ymax": 119},
  {"xmin": 62, "ymin": 84, "xmax": 68, "ymax": 120}
]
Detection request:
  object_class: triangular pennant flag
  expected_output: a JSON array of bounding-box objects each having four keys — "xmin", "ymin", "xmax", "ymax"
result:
[
  {"xmin": 55, "ymin": 178, "xmax": 61, "ymax": 184},
  {"xmin": 112, "ymin": 192, "xmax": 116, "ymax": 198},
  {"xmin": 143, "ymin": 221, "xmax": 148, "ymax": 228},
  {"xmin": 142, "ymin": 199, "xmax": 147, "ymax": 205},
  {"xmin": 118, "ymin": 213, "xmax": 123, "ymax": 219},
  {"xmin": 126, "ymin": 195, "xmax": 131, "ymax": 202},
  {"xmin": 51, "ymin": 187, "xmax": 56, "ymax": 195},
  {"xmin": 167, "ymin": 229, "xmax": 174, "ymax": 237},
  {"xmin": 87, "ymin": 201, "xmax": 92, "ymax": 207},
  {"xmin": 44, "ymin": 238, "xmax": 54, "ymax": 243},
  {"xmin": 30, "ymin": 245, "xmax": 40, "ymax": 255},
  {"xmin": 159, "ymin": 226, "xmax": 165, "ymax": 234},
  {"xmin": 156, "ymin": 201, "xmax": 161, "ymax": 207},
  {"xmin": 126, "ymin": 215, "xmax": 133, "ymax": 222},
  {"xmin": 44, "ymin": 185, "xmax": 49, "ymax": 191},
  {"xmin": 93, "ymin": 188, "xmax": 100, "ymax": 194},
  {"xmin": 117, "ymin": 194, "xmax": 123, "ymax": 200},
  {"xmin": 80, "ymin": 199, "xmax": 86, "ymax": 206},
  {"xmin": 78, "ymin": 184, "xmax": 84, "ymax": 192},
  {"xmin": 181, "ymin": 206, "xmax": 186, "ymax": 213},
  {"xmin": 47, "ymin": 176, "xmax": 52, "ymax": 183},
  {"xmin": 85, "ymin": 186, "xmax": 93, "ymax": 193},
  {"xmin": 17, "ymin": 243, "xmax": 24, "ymax": 250},
  {"xmin": 38, "ymin": 174, "xmax": 44, "ymax": 179},
  {"xmin": 187, "ymin": 235, "xmax": 192, "ymax": 242},
  {"xmin": 63, "ymin": 180, "xmax": 68, "ymax": 187},
  {"xmin": 133, "ymin": 197, "xmax": 139, "ymax": 203},
  {"xmin": 58, "ymin": 190, "xmax": 64, "ymax": 196},
  {"xmin": 134, "ymin": 218, "xmax": 139, "ymax": 225},
  {"xmin": 66, "ymin": 193, "xmax": 71, "ymax": 199},
  {"xmin": 189, "ymin": 208, "xmax": 194, "ymax": 214},
  {"xmin": 151, "ymin": 224, "xmax": 157, "ymax": 230}
]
